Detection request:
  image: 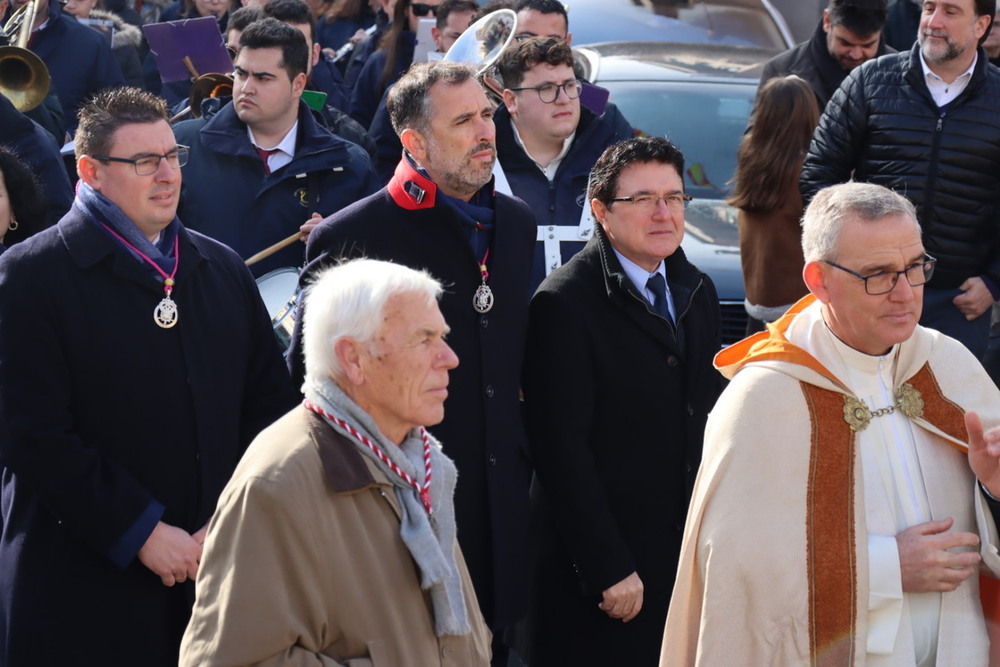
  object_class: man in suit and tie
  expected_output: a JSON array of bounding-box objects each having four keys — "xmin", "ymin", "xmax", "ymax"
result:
[{"xmin": 518, "ymin": 136, "xmax": 723, "ymax": 665}]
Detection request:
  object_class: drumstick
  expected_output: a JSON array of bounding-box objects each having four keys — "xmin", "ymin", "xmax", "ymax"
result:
[{"xmin": 245, "ymin": 232, "xmax": 302, "ymax": 267}]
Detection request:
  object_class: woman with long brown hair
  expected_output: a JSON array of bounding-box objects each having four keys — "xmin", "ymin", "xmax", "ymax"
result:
[
  {"xmin": 349, "ymin": 0, "xmax": 440, "ymax": 129},
  {"xmin": 728, "ymin": 74, "xmax": 820, "ymax": 334}
]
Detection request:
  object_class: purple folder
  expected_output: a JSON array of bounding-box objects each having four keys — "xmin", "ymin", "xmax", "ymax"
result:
[{"xmin": 143, "ymin": 16, "xmax": 232, "ymax": 83}]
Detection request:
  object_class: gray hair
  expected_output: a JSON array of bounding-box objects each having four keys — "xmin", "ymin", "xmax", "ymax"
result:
[
  {"xmin": 801, "ymin": 182, "xmax": 919, "ymax": 262},
  {"xmin": 302, "ymin": 259, "xmax": 444, "ymax": 388},
  {"xmin": 387, "ymin": 61, "xmax": 477, "ymax": 136}
]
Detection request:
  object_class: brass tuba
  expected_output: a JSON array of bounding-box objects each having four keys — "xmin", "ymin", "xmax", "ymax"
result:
[{"xmin": 0, "ymin": 0, "xmax": 51, "ymax": 112}]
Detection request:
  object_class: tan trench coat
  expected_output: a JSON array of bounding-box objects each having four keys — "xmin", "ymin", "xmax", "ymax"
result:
[{"xmin": 181, "ymin": 407, "xmax": 492, "ymax": 666}]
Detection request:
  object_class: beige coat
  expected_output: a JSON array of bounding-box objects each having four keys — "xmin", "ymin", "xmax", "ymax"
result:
[
  {"xmin": 661, "ymin": 298, "xmax": 1000, "ymax": 666},
  {"xmin": 180, "ymin": 407, "xmax": 492, "ymax": 666}
]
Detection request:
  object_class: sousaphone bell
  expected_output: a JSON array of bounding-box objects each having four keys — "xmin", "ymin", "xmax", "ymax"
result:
[{"xmin": 0, "ymin": 0, "xmax": 51, "ymax": 112}]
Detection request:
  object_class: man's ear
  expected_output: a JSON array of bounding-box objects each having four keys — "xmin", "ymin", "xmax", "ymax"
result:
[
  {"xmin": 400, "ymin": 127, "xmax": 428, "ymax": 162},
  {"xmin": 334, "ymin": 337, "xmax": 366, "ymax": 386},
  {"xmin": 803, "ymin": 261, "xmax": 830, "ymax": 304},
  {"xmin": 292, "ymin": 71, "xmax": 308, "ymax": 98},
  {"xmin": 501, "ymin": 88, "xmax": 517, "ymax": 115},
  {"xmin": 591, "ymin": 198, "xmax": 608, "ymax": 226},
  {"xmin": 311, "ymin": 42, "xmax": 321, "ymax": 67},
  {"xmin": 77, "ymin": 155, "xmax": 101, "ymax": 188}
]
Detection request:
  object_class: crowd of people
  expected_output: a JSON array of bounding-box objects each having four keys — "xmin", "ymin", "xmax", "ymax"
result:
[{"xmin": 4, "ymin": 0, "xmax": 1000, "ymax": 665}]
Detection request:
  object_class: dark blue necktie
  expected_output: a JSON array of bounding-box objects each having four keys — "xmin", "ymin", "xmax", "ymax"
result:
[{"xmin": 646, "ymin": 272, "xmax": 674, "ymax": 325}]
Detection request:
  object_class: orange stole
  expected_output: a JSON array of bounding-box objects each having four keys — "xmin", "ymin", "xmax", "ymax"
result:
[
  {"xmin": 799, "ymin": 362, "xmax": 986, "ymax": 665},
  {"xmin": 801, "ymin": 382, "xmax": 857, "ymax": 666}
]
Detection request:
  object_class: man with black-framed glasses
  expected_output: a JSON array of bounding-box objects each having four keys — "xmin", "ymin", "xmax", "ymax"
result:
[
  {"xmin": 664, "ymin": 182, "xmax": 1000, "ymax": 666},
  {"xmin": 0, "ymin": 86, "xmax": 297, "ymax": 666},
  {"xmin": 495, "ymin": 36, "xmax": 632, "ymax": 292}
]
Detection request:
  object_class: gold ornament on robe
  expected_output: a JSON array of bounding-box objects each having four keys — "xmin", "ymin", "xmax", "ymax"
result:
[{"xmin": 842, "ymin": 383, "xmax": 925, "ymax": 432}]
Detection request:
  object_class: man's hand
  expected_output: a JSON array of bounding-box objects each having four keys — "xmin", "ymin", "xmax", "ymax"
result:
[
  {"xmin": 967, "ymin": 410, "xmax": 1000, "ymax": 497},
  {"xmin": 896, "ymin": 518, "xmax": 980, "ymax": 593},
  {"xmin": 953, "ymin": 277, "xmax": 994, "ymax": 320},
  {"xmin": 137, "ymin": 521, "xmax": 203, "ymax": 587},
  {"xmin": 299, "ymin": 212, "xmax": 323, "ymax": 242},
  {"xmin": 598, "ymin": 571, "xmax": 643, "ymax": 622}
]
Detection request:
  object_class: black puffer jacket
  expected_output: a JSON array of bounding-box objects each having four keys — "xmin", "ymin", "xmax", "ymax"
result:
[{"xmin": 801, "ymin": 47, "xmax": 1000, "ymax": 289}]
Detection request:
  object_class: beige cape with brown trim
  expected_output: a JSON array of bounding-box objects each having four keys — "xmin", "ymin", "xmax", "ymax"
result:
[{"xmin": 660, "ymin": 296, "xmax": 1000, "ymax": 666}]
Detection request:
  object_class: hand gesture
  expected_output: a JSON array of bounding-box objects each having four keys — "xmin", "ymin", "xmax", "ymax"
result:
[
  {"xmin": 598, "ymin": 571, "xmax": 644, "ymax": 622},
  {"xmin": 137, "ymin": 521, "xmax": 203, "ymax": 587},
  {"xmin": 896, "ymin": 517, "xmax": 980, "ymax": 593},
  {"xmin": 967, "ymin": 410, "xmax": 1000, "ymax": 497},
  {"xmin": 953, "ymin": 277, "xmax": 994, "ymax": 320},
  {"xmin": 299, "ymin": 212, "xmax": 324, "ymax": 242}
]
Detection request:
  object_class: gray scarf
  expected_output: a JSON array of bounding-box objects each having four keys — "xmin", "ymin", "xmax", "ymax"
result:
[{"xmin": 305, "ymin": 378, "xmax": 470, "ymax": 636}]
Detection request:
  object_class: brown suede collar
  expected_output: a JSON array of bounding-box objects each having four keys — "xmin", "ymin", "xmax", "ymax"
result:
[{"xmin": 306, "ymin": 410, "xmax": 381, "ymax": 493}]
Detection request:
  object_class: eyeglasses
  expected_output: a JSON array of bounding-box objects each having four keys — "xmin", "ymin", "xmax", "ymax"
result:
[
  {"xmin": 92, "ymin": 146, "xmax": 189, "ymax": 176},
  {"xmin": 823, "ymin": 256, "xmax": 937, "ymax": 295},
  {"xmin": 514, "ymin": 32, "xmax": 566, "ymax": 43},
  {"xmin": 609, "ymin": 192, "xmax": 692, "ymax": 212},
  {"xmin": 411, "ymin": 2, "xmax": 437, "ymax": 16},
  {"xmin": 508, "ymin": 79, "xmax": 582, "ymax": 104}
]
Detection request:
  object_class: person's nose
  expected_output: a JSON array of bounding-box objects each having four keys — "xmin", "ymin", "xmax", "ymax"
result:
[
  {"xmin": 552, "ymin": 84, "xmax": 571, "ymax": 104},
  {"xmin": 477, "ymin": 115, "xmax": 495, "ymax": 146},
  {"xmin": 154, "ymin": 155, "xmax": 180, "ymax": 182},
  {"xmin": 438, "ymin": 341, "xmax": 459, "ymax": 370},
  {"xmin": 889, "ymin": 272, "xmax": 916, "ymax": 301}
]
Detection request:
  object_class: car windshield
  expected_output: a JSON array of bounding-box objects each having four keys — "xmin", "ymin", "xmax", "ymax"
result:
[{"xmin": 600, "ymin": 80, "xmax": 755, "ymax": 204}]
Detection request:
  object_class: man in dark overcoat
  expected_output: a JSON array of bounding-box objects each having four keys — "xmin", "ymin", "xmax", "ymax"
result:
[
  {"xmin": 518, "ymin": 137, "xmax": 723, "ymax": 666},
  {"xmin": 289, "ymin": 61, "xmax": 536, "ymax": 665},
  {"xmin": 0, "ymin": 87, "xmax": 297, "ymax": 666}
]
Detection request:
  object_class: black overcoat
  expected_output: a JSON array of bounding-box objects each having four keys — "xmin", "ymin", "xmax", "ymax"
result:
[
  {"xmin": 0, "ymin": 208, "xmax": 297, "ymax": 666},
  {"xmin": 291, "ymin": 162, "xmax": 537, "ymax": 630},
  {"xmin": 519, "ymin": 226, "xmax": 723, "ymax": 666}
]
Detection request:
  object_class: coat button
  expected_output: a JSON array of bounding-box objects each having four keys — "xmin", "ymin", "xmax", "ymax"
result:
[
  {"xmin": 667, "ymin": 356, "xmax": 679, "ymax": 367},
  {"xmin": 480, "ymin": 315, "xmax": 489, "ymax": 328},
  {"xmin": 485, "ymin": 384, "xmax": 495, "ymax": 398},
  {"xmin": 687, "ymin": 404, "xmax": 694, "ymax": 416},
  {"xmin": 488, "ymin": 453, "xmax": 497, "ymax": 466}
]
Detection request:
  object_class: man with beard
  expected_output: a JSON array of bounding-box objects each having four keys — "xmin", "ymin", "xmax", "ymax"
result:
[
  {"xmin": 757, "ymin": 0, "xmax": 891, "ymax": 111},
  {"xmin": 173, "ymin": 18, "xmax": 376, "ymax": 277},
  {"xmin": 290, "ymin": 61, "xmax": 536, "ymax": 665},
  {"xmin": 802, "ymin": 0, "xmax": 1000, "ymax": 360}
]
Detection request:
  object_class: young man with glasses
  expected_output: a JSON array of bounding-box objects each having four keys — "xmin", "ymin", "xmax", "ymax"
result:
[
  {"xmin": 663, "ymin": 182, "xmax": 1000, "ymax": 666},
  {"xmin": 495, "ymin": 36, "xmax": 633, "ymax": 291},
  {"xmin": 520, "ymin": 136, "xmax": 722, "ymax": 666},
  {"xmin": 0, "ymin": 86, "xmax": 297, "ymax": 667}
]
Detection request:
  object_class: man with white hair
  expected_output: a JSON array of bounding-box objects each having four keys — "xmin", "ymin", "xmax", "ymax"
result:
[
  {"xmin": 663, "ymin": 182, "xmax": 1000, "ymax": 666},
  {"xmin": 181, "ymin": 258, "xmax": 491, "ymax": 666}
]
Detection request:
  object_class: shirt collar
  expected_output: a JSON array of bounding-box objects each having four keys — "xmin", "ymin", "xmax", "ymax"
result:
[
  {"xmin": 613, "ymin": 246, "xmax": 666, "ymax": 299},
  {"xmin": 919, "ymin": 48, "xmax": 978, "ymax": 85},
  {"xmin": 247, "ymin": 119, "xmax": 299, "ymax": 157},
  {"xmin": 510, "ymin": 121, "xmax": 575, "ymax": 180}
]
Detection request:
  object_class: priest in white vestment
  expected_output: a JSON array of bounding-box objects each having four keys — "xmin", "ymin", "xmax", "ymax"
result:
[{"xmin": 661, "ymin": 182, "xmax": 1000, "ymax": 666}]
